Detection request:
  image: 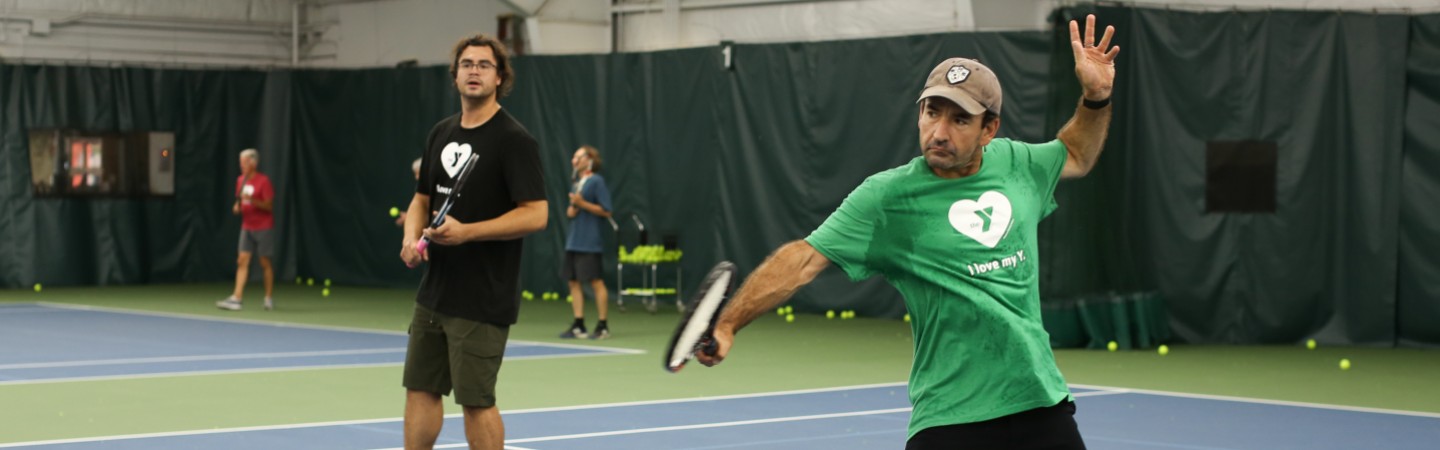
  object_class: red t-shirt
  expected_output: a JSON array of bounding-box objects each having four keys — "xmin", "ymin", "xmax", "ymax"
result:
[{"xmin": 235, "ymin": 173, "xmax": 275, "ymax": 230}]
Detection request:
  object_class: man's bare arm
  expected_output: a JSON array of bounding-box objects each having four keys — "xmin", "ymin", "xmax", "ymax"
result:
[{"xmin": 697, "ymin": 240, "xmax": 831, "ymax": 366}]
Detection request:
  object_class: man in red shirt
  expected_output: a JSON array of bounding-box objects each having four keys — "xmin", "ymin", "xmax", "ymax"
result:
[{"xmin": 217, "ymin": 148, "xmax": 276, "ymax": 311}]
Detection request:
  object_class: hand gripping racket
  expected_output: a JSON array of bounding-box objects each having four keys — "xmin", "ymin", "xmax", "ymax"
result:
[
  {"xmin": 664, "ymin": 261, "xmax": 738, "ymax": 373},
  {"xmin": 415, "ymin": 153, "xmax": 479, "ymax": 255}
]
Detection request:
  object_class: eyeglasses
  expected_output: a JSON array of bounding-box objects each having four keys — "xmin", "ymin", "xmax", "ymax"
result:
[{"xmin": 457, "ymin": 60, "xmax": 496, "ymax": 72}]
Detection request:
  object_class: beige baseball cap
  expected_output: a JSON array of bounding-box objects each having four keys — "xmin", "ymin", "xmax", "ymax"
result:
[{"xmin": 916, "ymin": 57, "xmax": 1002, "ymax": 115}]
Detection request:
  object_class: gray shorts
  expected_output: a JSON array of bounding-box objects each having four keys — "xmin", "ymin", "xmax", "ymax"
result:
[
  {"xmin": 561, "ymin": 251, "xmax": 604, "ymax": 282},
  {"xmin": 238, "ymin": 228, "xmax": 275, "ymax": 258}
]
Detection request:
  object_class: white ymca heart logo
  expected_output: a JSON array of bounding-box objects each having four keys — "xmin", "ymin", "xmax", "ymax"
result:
[
  {"xmin": 440, "ymin": 142, "xmax": 473, "ymax": 178},
  {"xmin": 948, "ymin": 191, "xmax": 1012, "ymax": 248},
  {"xmin": 241, "ymin": 185, "xmax": 254, "ymax": 197}
]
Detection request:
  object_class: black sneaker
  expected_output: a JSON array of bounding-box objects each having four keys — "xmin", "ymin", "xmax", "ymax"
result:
[
  {"xmin": 590, "ymin": 324, "xmax": 611, "ymax": 340},
  {"xmin": 560, "ymin": 325, "xmax": 588, "ymax": 339}
]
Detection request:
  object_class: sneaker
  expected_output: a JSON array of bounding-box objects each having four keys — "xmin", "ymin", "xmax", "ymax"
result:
[
  {"xmin": 216, "ymin": 298, "xmax": 242, "ymax": 311},
  {"xmin": 559, "ymin": 325, "xmax": 588, "ymax": 339},
  {"xmin": 263, "ymin": 297, "xmax": 274, "ymax": 311},
  {"xmin": 590, "ymin": 325, "xmax": 611, "ymax": 340}
]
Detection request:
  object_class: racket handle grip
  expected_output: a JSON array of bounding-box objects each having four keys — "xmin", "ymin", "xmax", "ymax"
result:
[
  {"xmin": 415, "ymin": 237, "xmax": 430, "ymax": 255},
  {"xmin": 699, "ymin": 335, "xmax": 719, "ymax": 357}
]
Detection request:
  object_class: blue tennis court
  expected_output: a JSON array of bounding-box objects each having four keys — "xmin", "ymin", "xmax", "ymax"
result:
[
  {"xmin": 1, "ymin": 383, "xmax": 1435, "ymax": 449},
  {"xmin": 0, "ymin": 303, "xmax": 639, "ymax": 385}
]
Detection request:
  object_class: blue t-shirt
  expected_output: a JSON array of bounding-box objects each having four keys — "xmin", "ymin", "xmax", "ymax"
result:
[{"xmin": 565, "ymin": 174, "xmax": 612, "ymax": 253}]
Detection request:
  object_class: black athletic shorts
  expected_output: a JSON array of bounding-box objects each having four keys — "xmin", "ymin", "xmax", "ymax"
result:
[{"xmin": 906, "ymin": 400, "xmax": 1086, "ymax": 450}]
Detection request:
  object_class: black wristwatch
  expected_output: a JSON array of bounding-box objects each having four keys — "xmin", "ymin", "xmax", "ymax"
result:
[{"xmin": 1083, "ymin": 97, "xmax": 1111, "ymax": 109}]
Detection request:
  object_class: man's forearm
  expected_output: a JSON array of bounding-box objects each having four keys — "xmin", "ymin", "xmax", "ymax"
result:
[
  {"xmin": 465, "ymin": 201, "xmax": 549, "ymax": 241},
  {"xmin": 577, "ymin": 201, "xmax": 611, "ymax": 218},
  {"xmin": 716, "ymin": 241, "xmax": 828, "ymax": 334},
  {"xmin": 1057, "ymin": 97, "xmax": 1112, "ymax": 176},
  {"xmin": 404, "ymin": 196, "xmax": 430, "ymax": 242}
]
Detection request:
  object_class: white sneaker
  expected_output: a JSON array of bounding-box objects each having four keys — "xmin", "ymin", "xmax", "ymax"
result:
[
  {"xmin": 216, "ymin": 298, "xmax": 242, "ymax": 311},
  {"xmin": 263, "ymin": 297, "xmax": 274, "ymax": 311}
]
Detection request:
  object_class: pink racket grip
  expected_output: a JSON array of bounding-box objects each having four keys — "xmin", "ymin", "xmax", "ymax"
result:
[{"xmin": 415, "ymin": 237, "xmax": 431, "ymax": 255}]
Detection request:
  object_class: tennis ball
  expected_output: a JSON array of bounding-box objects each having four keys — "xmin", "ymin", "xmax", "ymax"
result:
[
  {"xmin": 1339, "ymin": 358, "xmax": 1351, "ymax": 370},
  {"xmin": 389, "ymin": 207, "xmax": 400, "ymax": 217},
  {"xmin": 324, "ymin": 279, "xmax": 331, "ymax": 287},
  {"xmin": 826, "ymin": 310, "xmax": 835, "ymax": 319},
  {"xmin": 322, "ymin": 288, "xmax": 330, "ymax": 297},
  {"xmin": 1158, "ymin": 345, "xmax": 1169, "ymax": 356},
  {"xmin": 785, "ymin": 314, "xmax": 794, "ymax": 323},
  {"xmin": 777, "ymin": 308, "xmax": 785, "ymax": 316},
  {"xmin": 306, "ymin": 278, "xmax": 314, "ymax": 286},
  {"xmin": 904, "ymin": 313, "xmax": 911, "ymax": 322},
  {"xmin": 1107, "ymin": 341, "xmax": 1118, "ymax": 352},
  {"xmin": 566, "ymin": 295, "xmax": 573, "ymax": 303},
  {"xmin": 295, "ymin": 277, "xmax": 302, "ymax": 285},
  {"xmin": 1306, "ymin": 339, "xmax": 1317, "ymax": 350},
  {"xmin": 33, "ymin": 283, "xmax": 41, "ymax": 292}
]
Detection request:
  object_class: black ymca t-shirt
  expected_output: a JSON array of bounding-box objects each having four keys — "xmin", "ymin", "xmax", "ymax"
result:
[{"xmin": 416, "ymin": 109, "xmax": 545, "ymax": 325}]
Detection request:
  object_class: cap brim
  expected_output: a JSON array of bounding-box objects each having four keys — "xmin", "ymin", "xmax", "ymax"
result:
[{"xmin": 916, "ymin": 86, "xmax": 988, "ymax": 116}]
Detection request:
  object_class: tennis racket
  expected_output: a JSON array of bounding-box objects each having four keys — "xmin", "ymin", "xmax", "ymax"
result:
[
  {"xmin": 415, "ymin": 153, "xmax": 479, "ymax": 255},
  {"xmin": 664, "ymin": 261, "xmax": 738, "ymax": 373}
]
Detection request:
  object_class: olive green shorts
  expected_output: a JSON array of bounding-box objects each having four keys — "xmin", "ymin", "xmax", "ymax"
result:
[{"xmin": 402, "ymin": 303, "xmax": 509, "ymax": 407}]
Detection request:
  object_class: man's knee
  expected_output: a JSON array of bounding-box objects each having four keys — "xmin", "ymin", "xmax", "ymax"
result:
[
  {"xmin": 258, "ymin": 256, "xmax": 273, "ymax": 268},
  {"xmin": 236, "ymin": 252, "xmax": 253, "ymax": 266}
]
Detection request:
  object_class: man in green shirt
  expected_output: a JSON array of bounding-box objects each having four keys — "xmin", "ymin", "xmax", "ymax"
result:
[{"xmin": 696, "ymin": 14, "xmax": 1119, "ymax": 449}]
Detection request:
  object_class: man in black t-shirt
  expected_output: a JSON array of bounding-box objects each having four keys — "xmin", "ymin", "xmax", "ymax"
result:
[{"xmin": 399, "ymin": 34, "xmax": 547, "ymax": 450}]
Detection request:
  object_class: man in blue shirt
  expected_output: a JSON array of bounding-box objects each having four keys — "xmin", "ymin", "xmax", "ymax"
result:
[{"xmin": 560, "ymin": 145, "xmax": 615, "ymax": 339}]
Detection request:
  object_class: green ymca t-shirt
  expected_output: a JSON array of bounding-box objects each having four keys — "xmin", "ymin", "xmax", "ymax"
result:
[{"xmin": 805, "ymin": 138, "xmax": 1070, "ymax": 439}]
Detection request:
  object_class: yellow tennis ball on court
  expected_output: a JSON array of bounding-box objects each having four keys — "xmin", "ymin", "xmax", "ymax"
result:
[
  {"xmin": 306, "ymin": 278, "xmax": 314, "ymax": 286},
  {"xmin": 904, "ymin": 313, "xmax": 911, "ymax": 322},
  {"xmin": 1158, "ymin": 345, "xmax": 1169, "ymax": 356},
  {"xmin": 777, "ymin": 307, "xmax": 785, "ymax": 316},
  {"xmin": 785, "ymin": 314, "xmax": 795, "ymax": 323},
  {"xmin": 1339, "ymin": 358, "xmax": 1351, "ymax": 370},
  {"xmin": 566, "ymin": 295, "xmax": 573, "ymax": 303},
  {"xmin": 1107, "ymin": 341, "xmax": 1118, "ymax": 352},
  {"xmin": 295, "ymin": 276, "xmax": 302, "ymax": 285},
  {"xmin": 33, "ymin": 283, "xmax": 41, "ymax": 292},
  {"xmin": 322, "ymin": 288, "xmax": 330, "ymax": 297},
  {"xmin": 1306, "ymin": 339, "xmax": 1317, "ymax": 350},
  {"xmin": 826, "ymin": 310, "xmax": 835, "ymax": 319},
  {"xmin": 324, "ymin": 279, "xmax": 331, "ymax": 287},
  {"xmin": 389, "ymin": 207, "xmax": 400, "ymax": 217}
]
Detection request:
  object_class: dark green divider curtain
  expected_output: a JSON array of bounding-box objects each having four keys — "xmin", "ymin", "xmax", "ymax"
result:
[
  {"xmin": 4, "ymin": 6, "xmax": 1439, "ymax": 347},
  {"xmin": 1066, "ymin": 6, "xmax": 1411, "ymax": 345},
  {"xmin": 0, "ymin": 66, "xmax": 268, "ymax": 287},
  {"xmin": 1399, "ymin": 14, "xmax": 1440, "ymax": 347}
]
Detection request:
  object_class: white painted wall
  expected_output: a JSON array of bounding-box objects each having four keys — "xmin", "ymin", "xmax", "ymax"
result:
[
  {"xmin": 3, "ymin": 0, "xmax": 1439, "ymax": 67},
  {"xmin": 310, "ymin": 0, "xmax": 506, "ymax": 67}
]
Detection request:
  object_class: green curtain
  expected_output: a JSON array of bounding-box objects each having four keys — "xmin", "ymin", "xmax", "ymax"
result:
[
  {"xmin": 4, "ymin": 6, "xmax": 1439, "ymax": 346},
  {"xmin": 1399, "ymin": 14, "xmax": 1440, "ymax": 347}
]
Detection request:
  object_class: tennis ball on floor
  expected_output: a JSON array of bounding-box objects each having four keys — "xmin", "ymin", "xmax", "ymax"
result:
[
  {"xmin": 306, "ymin": 278, "xmax": 314, "ymax": 286},
  {"xmin": 389, "ymin": 207, "xmax": 400, "ymax": 217},
  {"xmin": 826, "ymin": 310, "xmax": 835, "ymax": 319},
  {"xmin": 904, "ymin": 313, "xmax": 911, "ymax": 322},
  {"xmin": 566, "ymin": 295, "xmax": 573, "ymax": 303},
  {"xmin": 295, "ymin": 277, "xmax": 302, "ymax": 285},
  {"xmin": 324, "ymin": 279, "xmax": 331, "ymax": 287},
  {"xmin": 322, "ymin": 288, "xmax": 330, "ymax": 297},
  {"xmin": 1339, "ymin": 358, "xmax": 1351, "ymax": 370},
  {"xmin": 1306, "ymin": 339, "xmax": 1317, "ymax": 350},
  {"xmin": 33, "ymin": 283, "xmax": 41, "ymax": 292},
  {"xmin": 522, "ymin": 290, "xmax": 534, "ymax": 300},
  {"xmin": 1107, "ymin": 341, "xmax": 1118, "ymax": 352},
  {"xmin": 1158, "ymin": 345, "xmax": 1169, "ymax": 356},
  {"xmin": 785, "ymin": 314, "xmax": 795, "ymax": 323},
  {"xmin": 777, "ymin": 308, "xmax": 785, "ymax": 316}
]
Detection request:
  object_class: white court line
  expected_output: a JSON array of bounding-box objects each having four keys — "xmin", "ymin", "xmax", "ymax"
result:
[
  {"xmin": 1069, "ymin": 383, "xmax": 1440, "ymax": 419},
  {"xmin": 0, "ymin": 382, "xmax": 910, "ymax": 448},
  {"xmin": 368, "ymin": 408, "xmax": 916, "ymax": 450},
  {"xmin": 0, "ymin": 348, "xmax": 407, "ymax": 370},
  {"xmin": 0, "ymin": 351, "xmax": 644, "ymax": 387},
  {"xmin": 27, "ymin": 302, "xmax": 645, "ymax": 355}
]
